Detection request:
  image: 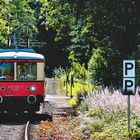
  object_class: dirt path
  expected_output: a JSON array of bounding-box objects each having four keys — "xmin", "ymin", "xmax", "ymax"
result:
[
  {"xmin": 0, "ymin": 123, "xmax": 25, "ymax": 140},
  {"xmin": 45, "ymin": 78, "xmax": 57, "ymax": 95}
]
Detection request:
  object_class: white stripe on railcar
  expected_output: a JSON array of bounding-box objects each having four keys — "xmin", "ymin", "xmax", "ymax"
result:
[{"xmin": 0, "ymin": 52, "xmax": 44, "ymax": 59}]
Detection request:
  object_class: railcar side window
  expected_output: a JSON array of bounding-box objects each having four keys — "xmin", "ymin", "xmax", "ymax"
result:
[
  {"xmin": 0, "ymin": 63, "xmax": 14, "ymax": 80},
  {"xmin": 17, "ymin": 63, "xmax": 37, "ymax": 80}
]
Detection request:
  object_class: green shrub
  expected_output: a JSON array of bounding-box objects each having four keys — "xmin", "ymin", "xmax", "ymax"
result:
[
  {"xmin": 131, "ymin": 118, "xmax": 140, "ymax": 139},
  {"xmin": 53, "ymin": 66, "xmax": 65, "ymax": 78},
  {"xmin": 67, "ymin": 83, "xmax": 93, "ymax": 96},
  {"xmin": 68, "ymin": 97, "xmax": 77, "ymax": 106},
  {"xmin": 90, "ymin": 119, "xmax": 104, "ymax": 132},
  {"xmin": 53, "ymin": 66, "xmax": 69, "ymax": 94},
  {"xmin": 91, "ymin": 116, "xmax": 129, "ymax": 140},
  {"xmin": 88, "ymin": 47, "xmax": 107, "ymax": 86},
  {"xmin": 88, "ymin": 47, "xmax": 121, "ymax": 87},
  {"xmin": 67, "ymin": 83, "xmax": 93, "ymax": 106},
  {"xmin": 70, "ymin": 62, "xmax": 88, "ymax": 80},
  {"xmin": 79, "ymin": 99, "xmax": 89, "ymax": 113}
]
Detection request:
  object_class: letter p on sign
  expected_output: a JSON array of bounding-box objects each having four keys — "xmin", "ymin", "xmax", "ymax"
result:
[{"xmin": 123, "ymin": 60, "xmax": 135, "ymax": 95}]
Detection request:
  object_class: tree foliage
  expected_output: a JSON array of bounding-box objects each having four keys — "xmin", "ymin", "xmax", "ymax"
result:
[
  {"xmin": 39, "ymin": 0, "xmax": 140, "ymax": 86},
  {"xmin": 40, "ymin": 0, "xmax": 98, "ymax": 65},
  {"xmin": 88, "ymin": 47, "xmax": 121, "ymax": 87},
  {"xmin": 1, "ymin": 0, "xmax": 140, "ymax": 86},
  {"xmin": 0, "ymin": 0, "xmax": 35, "ymax": 45}
]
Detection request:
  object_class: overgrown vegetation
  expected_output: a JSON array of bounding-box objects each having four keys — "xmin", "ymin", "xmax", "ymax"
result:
[
  {"xmin": 34, "ymin": 89, "xmax": 140, "ymax": 140},
  {"xmin": 81, "ymin": 89, "xmax": 140, "ymax": 139},
  {"xmin": 51, "ymin": 65, "xmax": 140, "ymax": 139},
  {"xmin": 53, "ymin": 66, "xmax": 93, "ymax": 105}
]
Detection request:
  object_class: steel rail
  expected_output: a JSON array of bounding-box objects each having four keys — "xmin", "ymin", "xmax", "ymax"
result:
[{"xmin": 24, "ymin": 121, "xmax": 30, "ymax": 140}]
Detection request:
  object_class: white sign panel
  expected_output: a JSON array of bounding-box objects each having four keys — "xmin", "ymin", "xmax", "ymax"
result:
[
  {"xmin": 123, "ymin": 60, "xmax": 135, "ymax": 77},
  {"xmin": 123, "ymin": 78, "xmax": 135, "ymax": 93},
  {"xmin": 123, "ymin": 60, "xmax": 135, "ymax": 95}
]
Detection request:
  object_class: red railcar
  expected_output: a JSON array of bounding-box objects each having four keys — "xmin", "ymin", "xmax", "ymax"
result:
[{"xmin": 0, "ymin": 48, "xmax": 45, "ymax": 113}]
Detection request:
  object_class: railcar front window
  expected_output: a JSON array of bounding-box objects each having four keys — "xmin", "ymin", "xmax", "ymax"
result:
[
  {"xmin": 0, "ymin": 63, "xmax": 14, "ymax": 80},
  {"xmin": 17, "ymin": 63, "xmax": 37, "ymax": 80}
]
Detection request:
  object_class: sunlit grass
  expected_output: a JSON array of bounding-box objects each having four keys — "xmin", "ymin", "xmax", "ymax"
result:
[{"xmin": 87, "ymin": 88, "xmax": 140, "ymax": 116}]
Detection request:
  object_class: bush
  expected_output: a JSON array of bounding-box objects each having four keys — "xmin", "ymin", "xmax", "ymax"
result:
[
  {"xmin": 53, "ymin": 66, "xmax": 65, "ymax": 78},
  {"xmin": 79, "ymin": 99, "xmax": 89, "ymax": 113},
  {"xmin": 131, "ymin": 118, "xmax": 140, "ymax": 139},
  {"xmin": 88, "ymin": 47, "xmax": 121, "ymax": 87},
  {"xmin": 53, "ymin": 66, "xmax": 69, "ymax": 94},
  {"xmin": 88, "ymin": 47, "xmax": 107, "ymax": 86},
  {"xmin": 70, "ymin": 62, "xmax": 88, "ymax": 81},
  {"xmin": 67, "ymin": 83, "xmax": 93, "ymax": 106}
]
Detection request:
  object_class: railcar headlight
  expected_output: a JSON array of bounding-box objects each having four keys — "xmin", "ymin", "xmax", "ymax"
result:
[
  {"xmin": 13, "ymin": 55, "xmax": 18, "ymax": 59},
  {"xmin": 30, "ymin": 85, "xmax": 37, "ymax": 92}
]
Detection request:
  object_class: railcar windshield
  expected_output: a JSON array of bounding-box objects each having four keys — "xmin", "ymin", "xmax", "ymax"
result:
[
  {"xmin": 0, "ymin": 62, "xmax": 14, "ymax": 80},
  {"xmin": 17, "ymin": 62, "xmax": 37, "ymax": 80}
]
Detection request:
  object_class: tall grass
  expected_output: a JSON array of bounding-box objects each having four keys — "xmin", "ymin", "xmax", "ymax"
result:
[
  {"xmin": 79, "ymin": 88, "xmax": 140, "ymax": 139},
  {"xmin": 87, "ymin": 88, "xmax": 140, "ymax": 116}
]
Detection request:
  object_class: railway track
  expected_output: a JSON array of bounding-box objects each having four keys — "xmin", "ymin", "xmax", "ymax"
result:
[
  {"xmin": 0, "ymin": 91, "xmax": 55, "ymax": 139},
  {"xmin": 0, "ymin": 109, "xmax": 66, "ymax": 140},
  {"xmin": 0, "ymin": 112, "xmax": 51, "ymax": 140},
  {"xmin": 24, "ymin": 121, "xmax": 30, "ymax": 140}
]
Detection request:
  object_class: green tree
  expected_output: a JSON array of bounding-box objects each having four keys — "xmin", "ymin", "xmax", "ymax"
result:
[
  {"xmin": 39, "ymin": 0, "xmax": 140, "ymax": 85},
  {"xmin": 40, "ymin": 0, "xmax": 98, "ymax": 66},
  {"xmin": 88, "ymin": 47, "xmax": 121, "ymax": 87},
  {"xmin": 0, "ymin": 0, "xmax": 36, "ymax": 46}
]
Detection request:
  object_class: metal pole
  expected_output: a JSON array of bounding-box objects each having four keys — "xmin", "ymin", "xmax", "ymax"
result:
[
  {"xmin": 66, "ymin": 80, "xmax": 68, "ymax": 96},
  {"xmin": 70, "ymin": 75, "xmax": 74, "ymax": 98},
  {"xmin": 70, "ymin": 79, "xmax": 72, "ymax": 98},
  {"xmin": 8, "ymin": 21, "xmax": 11, "ymax": 47},
  {"xmin": 128, "ymin": 95, "xmax": 131, "ymax": 136},
  {"xmin": 65, "ymin": 67, "xmax": 69, "ymax": 96},
  {"xmin": 27, "ymin": 26, "xmax": 30, "ymax": 48}
]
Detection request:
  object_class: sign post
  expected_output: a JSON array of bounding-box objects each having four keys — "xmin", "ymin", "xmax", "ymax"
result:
[
  {"xmin": 123, "ymin": 60, "xmax": 135, "ymax": 136},
  {"xmin": 128, "ymin": 94, "xmax": 131, "ymax": 136}
]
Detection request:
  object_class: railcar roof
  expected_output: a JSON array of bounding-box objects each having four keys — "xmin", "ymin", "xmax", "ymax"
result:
[{"xmin": 0, "ymin": 49, "xmax": 44, "ymax": 60}]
